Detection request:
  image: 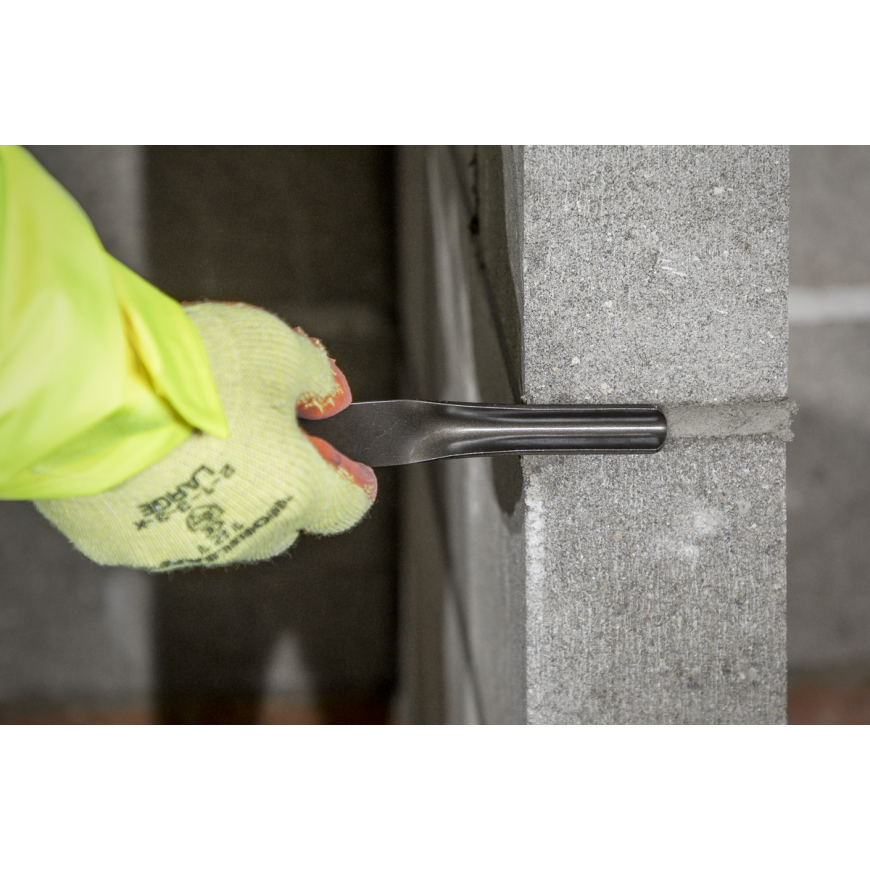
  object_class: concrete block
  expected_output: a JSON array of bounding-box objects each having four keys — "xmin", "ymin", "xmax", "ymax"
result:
[
  {"xmin": 396, "ymin": 146, "xmax": 789, "ymax": 724},
  {"xmin": 522, "ymin": 146, "xmax": 789, "ymax": 723},
  {"xmin": 525, "ymin": 438, "xmax": 787, "ymax": 724},
  {"xmin": 787, "ymin": 146, "xmax": 870, "ymax": 681},
  {"xmin": 474, "ymin": 146, "xmax": 524, "ymax": 392},
  {"xmin": 150, "ymin": 515, "xmax": 397, "ymax": 698},
  {"xmin": 523, "ymin": 146, "xmax": 789, "ymax": 405}
]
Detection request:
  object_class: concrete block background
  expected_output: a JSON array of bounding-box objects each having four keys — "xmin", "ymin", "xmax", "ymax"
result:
[
  {"xmin": 787, "ymin": 323, "xmax": 870, "ymax": 669},
  {"xmin": 146, "ymin": 146, "xmax": 395, "ymax": 310},
  {"xmin": 523, "ymin": 146, "xmax": 789, "ymax": 406},
  {"xmin": 0, "ymin": 504, "xmax": 154, "ymax": 705},
  {"xmin": 790, "ymin": 146, "xmax": 870, "ymax": 286},
  {"xmin": 788, "ymin": 146, "xmax": 870, "ymax": 680}
]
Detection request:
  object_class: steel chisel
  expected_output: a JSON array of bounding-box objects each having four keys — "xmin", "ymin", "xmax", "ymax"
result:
[{"xmin": 301, "ymin": 400, "xmax": 667, "ymax": 467}]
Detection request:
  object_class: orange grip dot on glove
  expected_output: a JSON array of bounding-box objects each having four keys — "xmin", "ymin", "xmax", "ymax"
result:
[{"xmin": 293, "ymin": 335, "xmax": 378, "ymax": 503}]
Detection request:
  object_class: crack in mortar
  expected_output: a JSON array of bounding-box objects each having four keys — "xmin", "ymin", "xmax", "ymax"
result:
[{"xmin": 662, "ymin": 400, "xmax": 797, "ymax": 441}]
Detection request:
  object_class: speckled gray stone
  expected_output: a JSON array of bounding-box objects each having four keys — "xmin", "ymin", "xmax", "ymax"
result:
[
  {"xmin": 522, "ymin": 146, "xmax": 789, "ymax": 724},
  {"xmin": 524, "ymin": 438, "xmax": 786, "ymax": 724},
  {"xmin": 523, "ymin": 146, "xmax": 789, "ymax": 406}
]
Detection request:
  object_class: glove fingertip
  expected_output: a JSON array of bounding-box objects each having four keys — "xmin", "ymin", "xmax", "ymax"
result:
[
  {"xmin": 306, "ymin": 435, "xmax": 377, "ymax": 504},
  {"xmin": 296, "ymin": 359, "xmax": 353, "ymax": 420}
]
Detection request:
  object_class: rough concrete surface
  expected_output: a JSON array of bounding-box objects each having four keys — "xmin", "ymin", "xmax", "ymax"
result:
[
  {"xmin": 523, "ymin": 146, "xmax": 789, "ymax": 406},
  {"xmin": 525, "ymin": 438, "xmax": 787, "ymax": 724},
  {"xmin": 522, "ymin": 146, "xmax": 788, "ymax": 723}
]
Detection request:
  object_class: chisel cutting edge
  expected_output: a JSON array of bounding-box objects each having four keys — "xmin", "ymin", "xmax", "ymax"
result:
[{"xmin": 301, "ymin": 400, "xmax": 667, "ymax": 467}]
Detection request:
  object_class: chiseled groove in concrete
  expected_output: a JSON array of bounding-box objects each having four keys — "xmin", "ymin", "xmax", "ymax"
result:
[{"xmin": 662, "ymin": 400, "xmax": 797, "ymax": 441}]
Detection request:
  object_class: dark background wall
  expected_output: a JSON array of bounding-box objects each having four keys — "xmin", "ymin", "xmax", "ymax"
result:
[
  {"xmin": 145, "ymin": 147, "xmax": 400, "ymax": 723},
  {"xmin": 0, "ymin": 146, "xmax": 400, "ymax": 723}
]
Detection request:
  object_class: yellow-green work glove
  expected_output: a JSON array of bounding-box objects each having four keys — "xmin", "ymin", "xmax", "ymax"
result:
[{"xmin": 35, "ymin": 302, "xmax": 377, "ymax": 571}]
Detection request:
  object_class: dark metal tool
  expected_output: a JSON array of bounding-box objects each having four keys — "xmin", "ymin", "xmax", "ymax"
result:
[{"xmin": 301, "ymin": 401, "xmax": 666, "ymax": 467}]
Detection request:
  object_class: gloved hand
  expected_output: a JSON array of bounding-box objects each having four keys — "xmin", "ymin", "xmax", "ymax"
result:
[{"xmin": 34, "ymin": 302, "xmax": 376, "ymax": 571}]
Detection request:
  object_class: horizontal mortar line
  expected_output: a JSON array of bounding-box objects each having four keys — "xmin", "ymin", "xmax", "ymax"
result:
[
  {"xmin": 789, "ymin": 285, "xmax": 870, "ymax": 324},
  {"xmin": 662, "ymin": 400, "xmax": 796, "ymax": 441}
]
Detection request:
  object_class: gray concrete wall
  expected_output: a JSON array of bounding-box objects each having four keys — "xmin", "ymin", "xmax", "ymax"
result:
[
  {"xmin": 398, "ymin": 146, "xmax": 790, "ymax": 724},
  {"xmin": 523, "ymin": 147, "xmax": 789, "ymax": 724}
]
